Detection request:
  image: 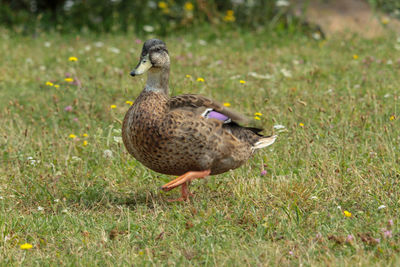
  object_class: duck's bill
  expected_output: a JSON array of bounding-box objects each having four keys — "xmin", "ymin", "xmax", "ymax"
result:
[{"xmin": 130, "ymin": 55, "xmax": 152, "ymax": 76}]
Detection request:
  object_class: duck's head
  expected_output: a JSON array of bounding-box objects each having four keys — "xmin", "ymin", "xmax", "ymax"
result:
[{"xmin": 130, "ymin": 39, "xmax": 170, "ymax": 77}]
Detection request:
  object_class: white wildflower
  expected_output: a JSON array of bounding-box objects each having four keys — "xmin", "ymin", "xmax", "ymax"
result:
[
  {"xmin": 0, "ymin": 196, "xmax": 4, "ymax": 200},
  {"xmin": 229, "ymin": 74, "xmax": 241, "ymax": 79},
  {"xmin": 337, "ymin": 205, "xmax": 342, "ymax": 210},
  {"xmin": 378, "ymin": 205, "xmax": 386, "ymax": 210},
  {"xmin": 147, "ymin": 1, "xmax": 156, "ymax": 8},
  {"xmin": 384, "ymin": 93, "xmax": 391, "ymax": 98},
  {"xmin": 96, "ymin": 58, "xmax": 104, "ymax": 63},
  {"xmin": 27, "ymin": 156, "xmax": 38, "ymax": 166},
  {"xmin": 64, "ymin": 0, "xmax": 74, "ymax": 11},
  {"xmin": 103, "ymin": 149, "xmax": 113, "ymax": 158},
  {"xmin": 387, "ymin": 59, "xmax": 393, "ymax": 65},
  {"xmin": 310, "ymin": 196, "xmax": 318, "ymax": 200},
  {"xmin": 85, "ymin": 45, "xmax": 91, "ymax": 51},
  {"xmin": 280, "ymin": 68, "xmax": 292, "ymax": 78},
  {"xmin": 198, "ymin": 40, "xmax": 207, "ymax": 46},
  {"xmin": 25, "ymin": 58, "xmax": 33, "ymax": 64},
  {"xmin": 37, "ymin": 206, "xmax": 44, "ymax": 211},
  {"xmin": 276, "ymin": 0, "xmax": 289, "ymax": 7},
  {"xmin": 61, "ymin": 209, "xmax": 68, "ymax": 213},
  {"xmin": 44, "ymin": 42, "xmax": 51, "ymax": 47},
  {"xmin": 94, "ymin": 41, "xmax": 104, "ymax": 47},
  {"xmin": 113, "ymin": 136, "xmax": 122, "ymax": 144},
  {"xmin": 54, "ymin": 199, "xmax": 59, "ymax": 203},
  {"xmin": 312, "ymin": 32, "xmax": 321, "ymax": 40},
  {"xmin": 248, "ymin": 72, "xmax": 272, "ymax": 80},
  {"xmin": 273, "ymin": 124, "xmax": 285, "ymax": 130},
  {"xmin": 71, "ymin": 156, "xmax": 82, "ymax": 162},
  {"xmin": 143, "ymin": 25, "xmax": 155, "ymax": 33},
  {"xmin": 108, "ymin": 47, "xmax": 120, "ymax": 54}
]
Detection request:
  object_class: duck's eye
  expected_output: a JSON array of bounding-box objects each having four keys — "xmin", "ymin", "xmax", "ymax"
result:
[{"xmin": 142, "ymin": 59, "xmax": 147, "ymax": 63}]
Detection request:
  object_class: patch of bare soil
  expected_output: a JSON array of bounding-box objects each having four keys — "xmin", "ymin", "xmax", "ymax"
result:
[{"xmin": 295, "ymin": 0, "xmax": 400, "ymax": 38}]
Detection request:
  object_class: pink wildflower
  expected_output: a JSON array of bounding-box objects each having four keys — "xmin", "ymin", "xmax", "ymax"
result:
[
  {"xmin": 383, "ymin": 230, "xmax": 392, "ymax": 238},
  {"xmin": 64, "ymin": 105, "xmax": 73, "ymax": 112},
  {"xmin": 346, "ymin": 234, "xmax": 354, "ymax": 242}
]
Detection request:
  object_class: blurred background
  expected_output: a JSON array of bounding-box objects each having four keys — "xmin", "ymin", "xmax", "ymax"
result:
[{"xmin": 1, "ymin": 0, "xmax": 399, "ymax": 37}]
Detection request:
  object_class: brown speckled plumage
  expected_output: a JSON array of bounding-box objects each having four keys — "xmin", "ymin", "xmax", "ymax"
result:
[{"xmin": 122, "ymin": 39, "xmax": 276, "ymax": 200}]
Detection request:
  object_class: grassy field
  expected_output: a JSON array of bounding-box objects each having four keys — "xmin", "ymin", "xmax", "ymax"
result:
[{"xmin": 0, "ymin": 28, "xmax": 399, "ymax": 265}]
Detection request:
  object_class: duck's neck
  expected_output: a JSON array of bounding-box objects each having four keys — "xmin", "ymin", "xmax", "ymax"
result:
[{"xmin": 144, "ymin": 67, "xmax": 169, "ymax": 95}]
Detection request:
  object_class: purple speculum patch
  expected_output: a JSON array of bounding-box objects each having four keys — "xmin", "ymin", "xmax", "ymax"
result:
[{"xmin": 203, "ymin": 109, "xmax": 231, "ymax": 123}]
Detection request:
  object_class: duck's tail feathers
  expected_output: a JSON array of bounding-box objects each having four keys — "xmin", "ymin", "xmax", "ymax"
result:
[{"xmin": 252, "ymin": 135, "xmax": 277, "ymax": 150}]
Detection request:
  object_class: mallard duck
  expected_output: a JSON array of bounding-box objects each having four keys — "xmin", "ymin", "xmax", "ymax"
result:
[{"xmin": 122, "ymin": 39, "xmax": 276, "ymax": 202}]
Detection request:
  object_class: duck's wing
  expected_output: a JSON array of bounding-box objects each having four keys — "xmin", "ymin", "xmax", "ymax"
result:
[
  {"xmin": 168, "ymin": 94, "xmax": 269, "ymax": 146},
  {"xmin": 168, "ymin": 94, "xmax": 249, "ymax": 124}
]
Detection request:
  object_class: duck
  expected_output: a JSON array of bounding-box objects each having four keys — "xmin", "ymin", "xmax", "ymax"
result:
[{"xmin": 122, "ymin": 39, "xmax": 276, "ymax": 202}]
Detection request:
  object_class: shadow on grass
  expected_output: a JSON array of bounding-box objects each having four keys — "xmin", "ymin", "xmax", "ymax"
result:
[{"xmin": 65, "ymin": 183, "xmax": 164, "ymax": 210}]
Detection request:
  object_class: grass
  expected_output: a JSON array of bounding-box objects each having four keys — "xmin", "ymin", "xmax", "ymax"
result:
[{"xmin": 0, "ymin": 27, "xmax": 399, "ymax": 265}]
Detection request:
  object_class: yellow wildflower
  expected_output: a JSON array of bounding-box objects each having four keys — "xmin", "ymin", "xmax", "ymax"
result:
[
  {"xmin": 343, "ymin": 210, "xmax": 352, "ymax": 217},
  {"xmin": 254, "ymin": 116, "xmax": 261, "ymax": 120},
  {"xmin": 353, "ymin": 54, "xmax": 358, "ymax": 60},
  {"xmin": 158, "ymin": 1, "xmax": 167, "ymax": 9},
  {"xmin": 68, "ymin": 56, "xmax": 78, "ymax": 62},
  {"xmin": 110, "ymin": 104, "xmax": 117, "ymax": 109},
  {"xmin": 223, "ymin": 102, "xmax": 231, "ymax": 107},
  {"xmin": 138, "ymin": 250, "xmax": 144, "ymax": 255},
  {"xmin": 46, "ymin": 81, "xmax": 54, "ymax": 86},
  {"xmin": 69, "ymin": 134, "xmax": 77, "ymax": 139},
  {"xmin": 20, "ymin": 243, "xmax": 33, "ymax": 250},
  {"xmin": 82, "ymin": 133, "xmax": 88, "ymax": 137},
  {"xmin": 125, "ymin": 100, "xmax": 133, "ymax": 105},
  {"xmin": 186, "ymin": 74, "xmax": 192, "ymax": 78},
  {"xmin": 184, "ymin": 2, "xmax": 194, "ymax": 11},
  {"xmin": 390, "ymin": 115, "xmax": 395, "ymax": 121},
  {"xmin": 223, "ymin": 10, "xmax": 235, "ymax": 22},
  {"xmin": 239, "ymin": 80, "xmax": 246, "ymax": 84},
  {"xmin": 299, "ymin": 123, "xmax": 304, "ymax": 127},
  {"xmin": 254, "ymin": 112, "xmax": 262, "ymax": 116},
  {"xmin": 381, "ymin": 17, "xmax": 389, "ymax": 25},
  {"xmin": 64, "ymin": 78, "xmax": 74, "ymax": 82},
  {"xmin": 83, "ymin": 140, "xmax": 88, "ymax": 146},
  {"xmin": 197, "ymin": 77, "xmax": 205, "ymax": 82},
  {"xmin": 54, "ymin": 84, "xmax": 60, "ymax": 88}
]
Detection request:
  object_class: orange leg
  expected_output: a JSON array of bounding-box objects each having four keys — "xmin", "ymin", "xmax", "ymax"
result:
[{"xmin": 161, "ymin": 170, "xmax": 211, "ymax": 202}]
